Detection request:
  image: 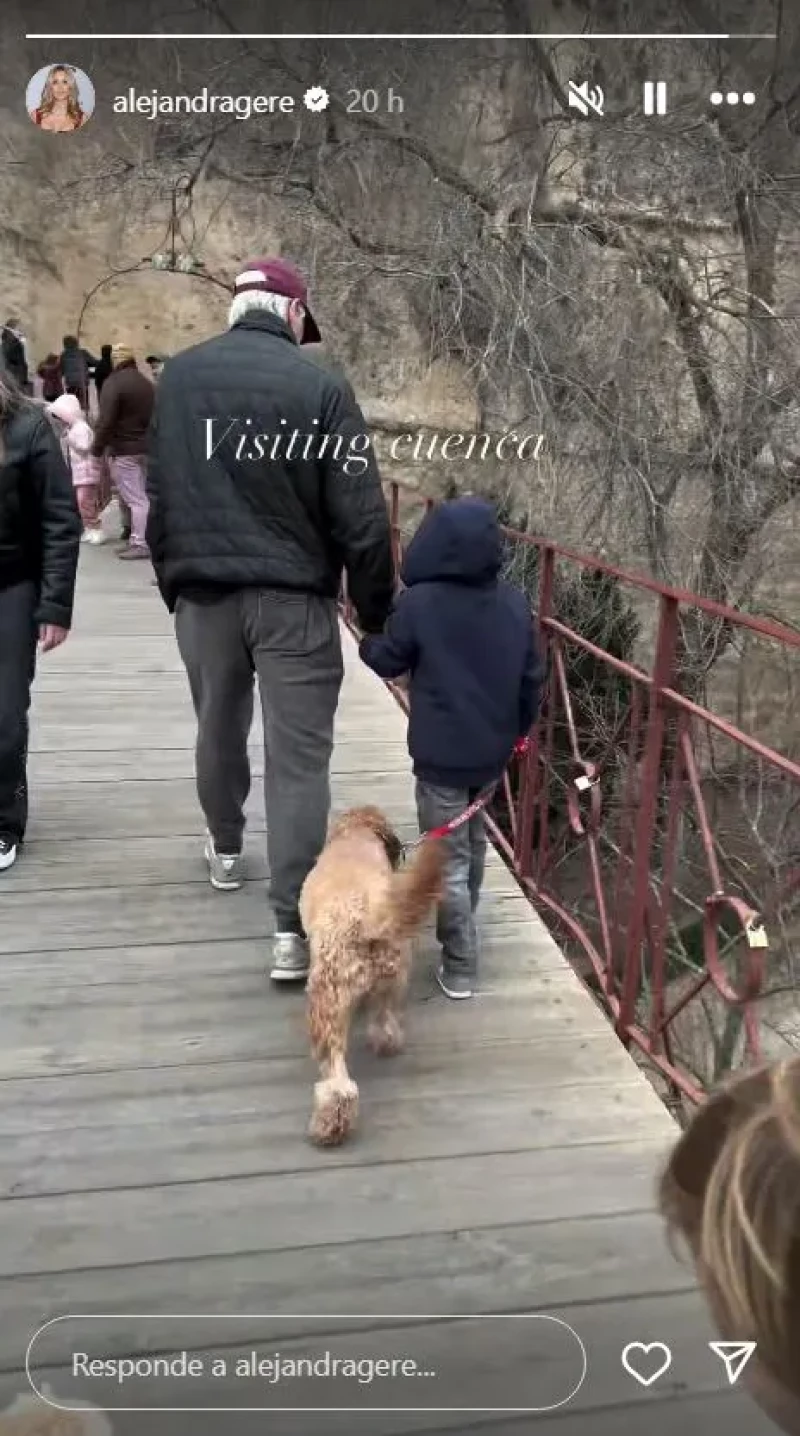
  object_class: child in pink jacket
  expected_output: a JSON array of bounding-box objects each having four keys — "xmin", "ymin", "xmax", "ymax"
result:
[{"xmin": 47, "ymin": 393, "xmax": 108, "ymax": 545}]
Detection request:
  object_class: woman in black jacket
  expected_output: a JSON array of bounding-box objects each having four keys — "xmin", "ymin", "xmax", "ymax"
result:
[{"xmin": 0, "ymin": 370, "xmax": 81, "ymax": 871}]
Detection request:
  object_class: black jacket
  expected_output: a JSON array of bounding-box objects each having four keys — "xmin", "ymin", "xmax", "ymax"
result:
[
  {"xmin": 145, "ymin": 312, "xmax": 394, "ymax": 630},
  {"xmin": 360, "ymin": 498, "xmax": 545, "ymax": 790},
  {"xmin": 94, "ymin": 350, "xmax": 113, "ymax": 393},
  {"xmin": 91, "ymin": 361, "xmax": 154, "ymax": 457},
  {"xmin": 60, "ymin": 343, "xmax": 92, "ymax": 390},
  {"xmin": 0, "ymin": 402, "xmax": 81, "ymax": 627},
  {"xmin": 1, "ymin": 328, "xmax": 27, "ymax": 388}
]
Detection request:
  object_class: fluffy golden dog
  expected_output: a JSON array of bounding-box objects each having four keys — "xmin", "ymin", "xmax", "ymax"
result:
[{"xmin": 299, "ymin": 806, "xmax": 444, "ymax": 1147}]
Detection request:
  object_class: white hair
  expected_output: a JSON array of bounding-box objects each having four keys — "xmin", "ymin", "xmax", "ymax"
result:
[{"xmin": 228, "ymin": 289, "xmax": 294, "ymax": 328}]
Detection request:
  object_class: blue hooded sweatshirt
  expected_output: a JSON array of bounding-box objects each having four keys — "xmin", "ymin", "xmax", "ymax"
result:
[{"xmin": 359, "ymin": 497, "xmax": 545, "ymax": 790}]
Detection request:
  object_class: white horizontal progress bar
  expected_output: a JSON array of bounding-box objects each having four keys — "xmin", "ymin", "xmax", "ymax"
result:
[{"xmin": 25, "ymin": 32, "xmax": 778, "ymax": 41}]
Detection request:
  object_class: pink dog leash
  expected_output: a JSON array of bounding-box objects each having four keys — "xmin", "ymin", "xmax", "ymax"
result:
[{"xmin": 402, "ymin": 737, "xmax": 531, "ymax": 853}]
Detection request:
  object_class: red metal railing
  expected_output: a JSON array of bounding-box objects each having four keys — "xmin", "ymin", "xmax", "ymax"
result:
[{"xmin": 340, "ymin": 481, "xmax": 800, "ymax": 1105}]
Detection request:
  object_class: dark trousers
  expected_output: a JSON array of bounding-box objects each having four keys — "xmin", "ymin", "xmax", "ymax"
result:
[
  {"xmin": 0, "ymin": 582, "xmax": 37, "ymax": 842},
  {"xmin": 415, "ymin": 780, "xmax": 488, "ymax": 978},
  {"xmin": 175, "ymin": 589, "xmax": 344, "ymax": 934},
  {"xmin": 65, "ymin": 383, "xmax": 88, "ymax": 412}
]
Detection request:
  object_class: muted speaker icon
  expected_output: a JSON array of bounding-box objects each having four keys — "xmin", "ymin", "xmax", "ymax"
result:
[{"xmin": 567, "ymin": 80, "xmax": 605, "ymax": 116}]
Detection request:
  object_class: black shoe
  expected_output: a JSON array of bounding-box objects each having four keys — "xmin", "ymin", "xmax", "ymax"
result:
[{"xmin": 0, "ymin": 835, "xmax": 18, "ymax": 871}]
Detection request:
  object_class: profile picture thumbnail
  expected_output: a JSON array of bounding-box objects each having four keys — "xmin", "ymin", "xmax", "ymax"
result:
[{"xmin": 26, "ymin": 63, "xmax": 94, "ymax": 132}]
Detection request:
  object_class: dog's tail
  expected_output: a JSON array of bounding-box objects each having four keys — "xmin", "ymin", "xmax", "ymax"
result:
[{"xmin": 372, "ymin": 837, "xmax": 445, "ymax": 941}]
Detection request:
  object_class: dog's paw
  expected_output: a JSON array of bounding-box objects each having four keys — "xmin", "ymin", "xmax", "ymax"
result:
[
  {"xmin": 309, "ymin": 1078, "xmax": 359, "ymax": 1146},
  {"xmin": 367, "ymin": 1019, "xmax": 405, "ymax": 1057}
]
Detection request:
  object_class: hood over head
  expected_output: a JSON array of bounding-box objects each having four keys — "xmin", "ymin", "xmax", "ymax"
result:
[
  {"xmin": 48, "ymin": 393, "xmax": 83, "ymax": 425},
  {"xmin": 401, "ymin": 496, "xmax": 503, "ymax": 587}
]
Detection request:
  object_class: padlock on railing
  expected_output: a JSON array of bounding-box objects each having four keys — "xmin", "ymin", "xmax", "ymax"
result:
[
  {"xmin": 569, "ymin": 762, "xmax": 602, "ymax": 835},
  {"xmin": 744, "ymin": 917, "xmax": 769, "ymax": 950},
  {"xmin": 704, "ymin": 893, "xmax": 768, "ymax": 1006}
]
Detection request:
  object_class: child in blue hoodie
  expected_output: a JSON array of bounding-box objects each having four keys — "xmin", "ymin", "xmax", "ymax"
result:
[{"xmin": 359, "ymin": 496, "xmax": 545, "ymax": 1000}]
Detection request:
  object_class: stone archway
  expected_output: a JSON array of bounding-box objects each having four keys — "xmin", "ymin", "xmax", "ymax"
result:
[{"xmin": 75, "ymin": 261, "xmax": 232, "ymax": 344}]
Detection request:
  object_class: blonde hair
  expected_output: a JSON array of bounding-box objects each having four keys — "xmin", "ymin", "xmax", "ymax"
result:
[
  {"xmin": 660, "ymin": 1058, "xmax": 800, "ymax": 1396},
  {"xmin": 111, "ymin": 344, "xmax": 135, "ymax": 366},
  {"xmin": 37, "ymin": 65, "xmax": 83, "ymax": 126}
]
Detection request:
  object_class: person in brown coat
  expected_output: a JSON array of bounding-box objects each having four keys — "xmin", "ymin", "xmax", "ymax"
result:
[
  {"xmin": 37, "ymin": 353, "xmax": 62, "ymax": 402},
  {"xmin": 91, "ymin": 344, "xmax": 154, "ymax": 559}
]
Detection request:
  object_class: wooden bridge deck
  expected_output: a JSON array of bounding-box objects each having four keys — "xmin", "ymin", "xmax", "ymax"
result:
[{"xmin": 0, "ymin": 551, "xmax": 770, "ymax": 1434}]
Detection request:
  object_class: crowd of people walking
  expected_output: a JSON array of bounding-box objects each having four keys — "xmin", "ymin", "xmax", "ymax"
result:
[
  {"xmin": 1, "ymin": 325, "xmax": 164, "ymax": 559},
  {"xmin": 0, "ymin": 321, "xmax": 165, "ymax": 414}
]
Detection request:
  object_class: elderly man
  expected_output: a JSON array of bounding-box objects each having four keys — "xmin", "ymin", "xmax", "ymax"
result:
[{"xmin": 146, "ymin": 257, "xmax": 394, "ymax": 982}]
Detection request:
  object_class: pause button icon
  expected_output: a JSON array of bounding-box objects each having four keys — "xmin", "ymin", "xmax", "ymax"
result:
[{"xmin": 643, "ymin": 81, "xmax": 667, "ymax": 115}]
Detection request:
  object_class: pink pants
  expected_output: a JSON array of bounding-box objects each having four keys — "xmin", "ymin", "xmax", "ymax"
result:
[
  {"xmin": 75, "ymin": 485, "xmax": 101, "ymax": 529},
  {"xmin": 109, "ymin": 455, "xmax": 149, "ymax": 551}
]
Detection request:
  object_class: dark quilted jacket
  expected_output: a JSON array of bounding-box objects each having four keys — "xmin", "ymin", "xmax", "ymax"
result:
[
  {"xmin": 0, "ymin": 401, "xmax": 81, "ymax": 627},
  {"xmin": 145, "ymin": 311, "xmax": 394, "ymax": 631}
]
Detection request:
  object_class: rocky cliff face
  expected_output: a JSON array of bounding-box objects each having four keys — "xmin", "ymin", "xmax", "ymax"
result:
[{"xmin": 1, "ymin": 85, "xmax": 474, "ymax": 423}]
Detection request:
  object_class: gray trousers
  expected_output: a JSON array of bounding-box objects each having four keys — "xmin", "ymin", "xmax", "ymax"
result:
[
  {"xmin": 415, "ymin": 780, "xmax": 488, "ymax": 978},
  {"xmin": 175, "ymin": 590, "xmax": 343, "ymax": 934}
]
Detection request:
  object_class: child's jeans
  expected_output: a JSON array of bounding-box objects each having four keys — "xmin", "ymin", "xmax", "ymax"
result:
[
  {"xmin": 75, "ymin": 484, "xmax": 101, "ymax": 530},
  {"xmin": 415, "ymin": 779, "xmax": 488, "ymax": 979}
]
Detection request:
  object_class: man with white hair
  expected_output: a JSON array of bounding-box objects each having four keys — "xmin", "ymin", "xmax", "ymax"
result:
[{"xmin": 146, "ymin": 257, "xmax": 394, "ymax": 983}]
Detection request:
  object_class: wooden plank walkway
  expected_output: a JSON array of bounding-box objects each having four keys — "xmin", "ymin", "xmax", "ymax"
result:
[{"xmin": 0, "ymin": 550, "xmax": 771, "ymax": 1434}]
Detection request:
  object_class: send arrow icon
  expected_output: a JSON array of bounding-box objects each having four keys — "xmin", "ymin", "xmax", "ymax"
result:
[{"xmin": 709, "ymin": 1341, "xmax": 757, "ymax": 1385}]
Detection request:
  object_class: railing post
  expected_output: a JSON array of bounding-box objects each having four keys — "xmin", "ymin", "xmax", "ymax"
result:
[
  {"xmin": 389, "ymin": 483, "xmax": 402, "ymax": 579},
  {"xmin": 537, "ymin": 543, "xmax": 555, "ymax": 631},
  {"xmin": 616, "ymin": 592, "xmax": 680, "ymax": 1042},
  {"xmin": 514, "ymin": 545, "xmax": 554, "ymax": 877}
]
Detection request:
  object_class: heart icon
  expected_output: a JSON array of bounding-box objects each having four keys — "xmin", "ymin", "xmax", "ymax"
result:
[{"xmin": 621, "ymin": 1342, "xmax": 673, "ymax": 1387}]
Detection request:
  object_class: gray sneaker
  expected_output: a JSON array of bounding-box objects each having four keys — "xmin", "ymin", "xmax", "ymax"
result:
[
  {"xmin": 435, "ymin": 964, "xmax": 474, "ymax": 1000},
  {"xmin": 270, "ymin": 933, "xmax": 310, "ymax": 983},
  {"xmin": 204, "ymin": 832, "xmax": 243, "ymax": 891}
]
